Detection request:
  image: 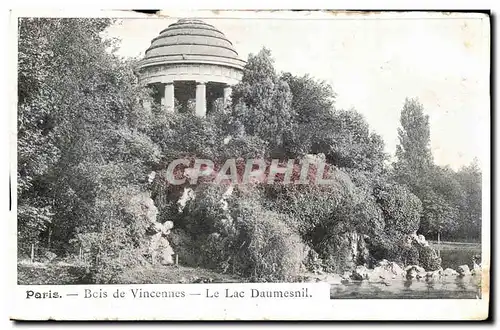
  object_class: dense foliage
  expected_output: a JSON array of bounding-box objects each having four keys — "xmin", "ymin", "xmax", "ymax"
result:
[
  {"xmin": 18, "ymin": 20, "xmax": 481, "ymax": 283},
  {"xmin": 394, "ymin": 99, "xmax": 482, "ymax": 241},
  {"xmin": 18, "ymin": 18, "xmax": 158, "ymax": 281}
]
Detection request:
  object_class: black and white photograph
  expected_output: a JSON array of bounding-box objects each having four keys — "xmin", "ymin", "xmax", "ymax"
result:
[{"xmin": 10, "ymin": 9, "xmax": 490, "ymax": 320}]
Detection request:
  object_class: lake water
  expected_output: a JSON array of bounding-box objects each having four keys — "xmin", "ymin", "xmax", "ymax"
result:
[{"xmin": 330, "ymin": 275, "xmax": 481, "ymax": 299}]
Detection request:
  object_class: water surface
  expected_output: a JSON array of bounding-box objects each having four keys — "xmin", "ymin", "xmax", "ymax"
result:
[{"xmin": 330, "ymin": 275, "xmax": 481, "ymax": 299}]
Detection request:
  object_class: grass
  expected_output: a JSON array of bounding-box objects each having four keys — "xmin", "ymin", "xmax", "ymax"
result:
[
  {"xmin": 17, "ymin": 261, "xmax": 242, "ymax": 285},
  {"xmin": 18, "ymin": 261, "xmax": 93, "ymax": 285},
  {"xmin": 428, "ymin": 240, "xmax": 481, "ymax": 249},
  {"xmin": 429, "ymin": 241, "xmax": 481, "ymax": 270},
  {"xmin": 117, "ymin": 263, "xmax": 243, "ymax": 284}
]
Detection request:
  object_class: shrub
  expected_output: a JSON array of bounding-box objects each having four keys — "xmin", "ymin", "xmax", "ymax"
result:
[
  {"xmin": 374, "ymin": 182, "xmax": 422, "ymax": 235},
  {"xmin": 241, "ymin": 210, "xmax": 305, "ymax": 281},
  {"xmin": 173, "ymin": 185, "xmax": 306, "ymax": 281},
  {"xmin": 70, "ymin": 186, "xmax": 154, "ymax": 283},
  {"xmin": 92, "ymin": 242, "xmax": 148, "ymax": 284},
  {"xmin": 374, "ymin": 233, "xmax": 419, "ymax": 266},
  {"xmin": 169, "ymin": 228, "xmax": 198, "ymax": 267},
  {"xmin": 416, "ymin": 244, "xmax": 441, "ymax": 271}
]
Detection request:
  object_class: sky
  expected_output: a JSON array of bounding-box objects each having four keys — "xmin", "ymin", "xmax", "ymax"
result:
[{"xmin": 105, "ymin": 11, "xmax": 490, "ymax": 170}]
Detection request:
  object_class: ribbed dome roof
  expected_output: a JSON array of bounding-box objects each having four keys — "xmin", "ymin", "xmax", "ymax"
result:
[{"xmin": 138, "ymin": 19, "xmax": 246, "ymax": 70}]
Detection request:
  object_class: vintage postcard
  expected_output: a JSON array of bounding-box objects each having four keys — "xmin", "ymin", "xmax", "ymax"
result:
[{"xmin": 9, "ymin": 9, "xmax": 490, "ymax": 321}]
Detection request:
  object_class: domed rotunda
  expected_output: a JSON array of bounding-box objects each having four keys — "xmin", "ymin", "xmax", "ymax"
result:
[{"xmin": 136, "ymin": 18, "xmax": 246, "ymax": 117}]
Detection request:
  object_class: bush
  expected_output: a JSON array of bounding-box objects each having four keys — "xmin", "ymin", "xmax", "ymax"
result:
[
  {"xmin": 172, "ymin": 185, "xmax": 306, "ymax": 281},
  {"xmin": 92, "ymin": 244, "xmax": 148, "ymax": 284},
  {"xmin": 416, "ymin": 244, "xmax": 442, "ymax": 271},
  {"xmin": 374, "ymin": 233, "xmax": 419, "ymax": 266},
  {"xmin": 265, "ymin": 168, "xmax": 385, "ymax": 272},
  {"xmin": 320, "ymin": 231, "xmax": 370, "ymax": 273},
  {"xmin": 240, "ymin": 210, "xmax": 305, "ymax": 281},
  {"xmin": 70, "ymin": 187, "xmax": 155, "ymax": 283},
  {"xmin": 374, "ymin": 182, "xmax": 422, "ymax": 235},
  {"xmin": 169, "ymin": 228, "xmax": 198, "ymax": 267}
]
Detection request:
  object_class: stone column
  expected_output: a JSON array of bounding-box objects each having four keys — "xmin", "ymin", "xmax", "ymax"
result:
[
  {"xmin": 195, "ymin": 81, "xmax": 207, "ymax": 117},
  {"xmin": 143, "ymin": 85, "xmax": 153, "ymax": 111},
  {"xmin": 164, "ymin": 82, "xmax": 175, "ymax": 113},
  {"xmin": 223, "ymin": 85, "xmax": 232, "ymax": 105}
]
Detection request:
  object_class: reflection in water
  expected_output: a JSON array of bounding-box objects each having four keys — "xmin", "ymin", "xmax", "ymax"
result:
[
  {"xmin": 330, "ymin": 275, "xmax": 481, "ymax": 299},
  {"xmin": 455, "ymin": 277, "xmax": 467, "ymax": 291}
]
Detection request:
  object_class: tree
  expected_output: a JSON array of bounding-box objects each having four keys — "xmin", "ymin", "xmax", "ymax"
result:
[
  {"xmin": 311, "ymin": 109, "xmax": 387, "ymax": 172},
  {"xmin": 232, "ymin": 48, "xmax": 294, "ymax": 156},
  {"xmin": 392, "ymin": 98, "xmax": 481, "ymax": 242},
  {"xmin": 279, "ymin": 73, "xmax": 336, "ymax": 156},
  {"xmin": 419, "ymin": 188, "xmax": 459, "ymax": 239},
  {"xmin": 17, "ymin": 18, "xmax": 159, "ymax": 269},
  {"xmin": 456, "ymin": 160, "xmax": 482, "ymax": 240},
  {"xmin": 394, "ymin": 98, "xmax": 433, "ymax": 184}
]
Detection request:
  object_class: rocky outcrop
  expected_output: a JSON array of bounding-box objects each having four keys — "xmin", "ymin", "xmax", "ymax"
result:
[
  {"xmin": 351, "ymin": 265, "xmax": 369, "ymax": 280},
  {"xmin": 366, "ymin": 260, "xmax": 405, "ymax": 282},
  {"xmin": 472, "ymin": 256, "xmax": 481, "ymax": 276},
  {"xmin": 308, "ymin": 273, "xmax": 343, "ymax": 284},
  {"xmin": 337, "ymin": 232, "xmax": 370, "ymax": 270},
  {"xmin": 406, "ymin": 233, "xmax": 442, "ymax": 271},
  {"xmin": 409, "ymin": 234, "xmax": 430, "ymax": 247},
  {"xmin": 178, "ymin": 188, "xmax": 195, "ymax": 213},
  {"xmin": 457, "ymin": 265, "xmax": 471, "ymax": 277},
  {"xmin": 377, "ymin": 260, "xmax": 405, "ymax": 277},
  {"xmin": 148, "ymin": 221, "xmax": 175, "ymax": 265},
  {"xmin": 124, "ymin": 192, "xmax": 175, "ymax": 266},
  {"xmin": 405, "ymin": 265, "xmax": 426, "ymax": 279},
  {"xmin": 425, "ymin": 268, "xmax": 443, "ymax": 280},
  {"xmin": 443, "ymin": 268, "xmax": 459, "ymax": 276}
]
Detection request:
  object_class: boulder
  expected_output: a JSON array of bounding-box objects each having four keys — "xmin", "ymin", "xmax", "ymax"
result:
[
  {"xmin": 321, "ymin": 274, "xmax": 343, "ymax": 285},
  {"xmin": 443, "ymin": 268, "xmax": 459, "ymax": 276},
  {"xmin": 149, "ymin": 233, "xmax": 175, "ymax": 265},
  {"xmin": 392, "ymin": 263, "xmax": 405, "ymax": 277},
  {"xmin": 177, "ymin": 188, "xmax": 195, "ymax": 212},
  {"xmin": 159, "ymin": 237, "xmax": 175, "ymax": 265},
  {"xmin": 471, "ymin": 262, "xmax": 481, "ymax": 276},
  {"xmin": 457, "ymin": 265, "xmax": 471, "ymax": 277},
  {"xmin": 302, "ymin": 276, "xmax": 319, "ymax": 283},
  {"xmin": 161, "ymin": 221, "xmax": 174, "ymax": 234},
  {"xmin": 378, "ymin": 260, "xmax": 405, "ymax": 278},
  {"xmin": 405, "ymin": 265, "xmax": 426, "ymax": 273},
  {"xmin": 351, "ymin": 265, "xmax": 369, "ymax": 281},
  {"xmin": 368, "ymin": 266, "xmax": 394, "ymax": 282},
  {"xmin": 472, "ymin": 257, "xmax": 481, "ymax": 275},
  {"xmin": 417, "ymin": 234, "xmax": 430, "ymax": 247},
  {"xmin": 405, "ymin": 265, "xmax": 425, "ymax": 280},
  {"xmin": 334, "ymin": 232, "xmax": 370, "ymax": 270},
  {"xmin": 425, "ymin": 269, "xmax": 442, "ymax": 280},
  {"xmin": 192, "ymin": 276, "xmax": 213, "ymax": 283},
  {"xmin": 406, "ymin": 268, "xmax": 417, "ymax": 280},
  {"xmin": 406, "ymin": 233, "xmax": 442, "ymax": 270},
  {"xmin": 341, "ymin": 271, "xmax": 352, "ymax": 283}
]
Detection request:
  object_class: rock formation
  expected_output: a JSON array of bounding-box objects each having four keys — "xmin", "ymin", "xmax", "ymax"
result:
[
  {"xmin": 457, "ymin": 264, "xmax": 471, "ymax": 277},
  {"xmin": 148, "ymin": 220, "xmax": 175, "ymax": 265}
]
